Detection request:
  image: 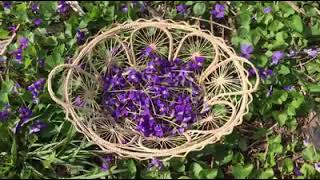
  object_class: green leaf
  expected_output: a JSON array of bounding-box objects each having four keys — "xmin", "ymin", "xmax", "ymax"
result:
[
  {"xmin": 265, "ymin": 50, "xmax": 273, "ymax": 57},
  {"xmin": 269, "ymin": 142, "xmax": 283, "ymax": 154},
  {"xmin": 266, "ymin": 153, "xmax": 276, "ymax": 167},
  {"xmin": 64, "ymin": 22, "xmax": 73, "ymax": 38},
  {"xmin": 268, "ymin": 135, "xmax": 283, "ymax": 154},
  {"xmin": 269, "ymin": 32, "xmax": 288, "ymax": 49},
  {"xmin": 250, "ymin": 29, "xmax": 261, "ymax": 45},
  {"xmin": 126, "ymin": 160, "xmax": 136, "ymax": 177},
  {"xmin": 286, "ymin": 105, "xmax": 296, "ymax": 116},
  {"xmin": 264, "ymin": 14, "xmax": 273, "ymax": 25},
  {"xmin": 283, "ymin": 158, "xmax": 294, "ymax": 173},
  {"xmin": 270, "ymin": 135, "xmax": 282, "ymax": 144},
  {"xmin": 69, "ymin": 168, "xmax": 127, "ymax": 179},
  {"xmin": 239, "ymin": 27, "xmax": 250, "ymax": 37},
  {"xmin": 302, "ymin": 146, "xmax": 318, "ymax": 162},
  {"xmin": 20, "ymin": 167, "xmax": 32, "ymax": 179},
  {"xmin": 290, "ymin": 93, "xmax": 305, "ymax": 108},
  {"xmin": 103, "ymin": 5, "xmax": 115, "ymax": 21},
  {"xmin": 45, "ymin": 44, "xmax": 65, "ymax": 70},
  {"xmin": 290, "ymin": 15, "xmax": 303, "ymax": 33},
  {"xmin": 15, "ymin": 3, "xmax": 29, "ymax": 22},
  {"xmin": 42, "ymin": 151, "xmax": 56, "ymax": 169},
  {"xmin": 279, "ymin": 2, "xmax": 295, "ymax": 17},
  {"xmin": 200, "ymin": 169, "xmax": 218, "ymax": 179},
  {"xmin": 0, "ymin": 29, "xmax": 10, "ymax": 39},
  {"xmin": 232, "ymin": 152, "xmax": 244, "ymax": 164},
  {"xmin": 169, "ymin": 158, "xmax": 186, "ymax": 173},
  {"xmin": 23, "ymin": 57, "xmax": 33, "ymax": 69},
  {"xmin": 160, "ymin": 171, "xmax": 172, "ymax": 179},
  {"xmin": 300, "ymin": 163, "xmax": 316, "ymax": 178},
  {"xmin": 0, "ymin": 79, "xmax": 14, "ymax": 104},
  {"xmin": 176, "ymin": 165, "xmax": 186, "ymax": 173},
  {"xmin": 42, "ymin": 36, "xmax": 58, "ymax": 47},
  {"xmin": 311, "ymin": 22, "xmax": 320, "ymax": 36},
  {"xmin": 308, "ymin": 84, "xmax": 320, "ymax": 93},
  {"xmin": 193, "ymin": 2, "xmax": 206, "ymax": 16},
  {"xmin": 278, "ymin": 65, "xmax": 290, "ymax": 75},
  {"xmin": 271, "ymin": 90, "xmax": 288, "ymax": 104},
  {"xmin": 276, "ymin": 31, "xmax": 288, "ymax": 40},
  {"xmin": 218, "ymin": 150, "xmax": 233, "ymax": 165},
  {"xmin": 257, "ymin": 55, "xmax": 268, "ymax": 67},
  {"xmin": 275, "ymin": 112, "xmax": 288, "ymax": 126},
  {"xmin": 239, "ymin": 138, "xmax": 248, "ymax": 151},
  {"xmin": 41, "ymin": 1, "xmax": 56, "ymax": 19},
  {"xmin": 269, "ymin": 20, "xmax": 284, "ymax": 32},
  {"xmin": 178, "ymin": 176, "xmax": 192, "ymax": 179},
  {"xmin": 185, "ymin": 1, "xmax": 194, "ymax": 6},
  {"xmin": 232, "ymin": 164, "xmax": 253, "ymax": 179},
  {"xmin": 239, "ymin": 13, "xmax": 251, "ymax": 27},
  {"xmin": 55, "ymin": 44, "xmax": 65, "ymax": 55},
  {"xmin": 258, "ymin": 168, "xmax": 274, "ymax": 179},
  {"xmin": 191, "ymin": 163, "xmax": 203, "ymax": 179}
]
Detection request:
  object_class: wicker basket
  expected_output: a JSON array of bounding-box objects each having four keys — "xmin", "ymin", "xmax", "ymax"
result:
[{"xmin": 47, "ymin": 18, "xmax": 259, "ymax": 161}]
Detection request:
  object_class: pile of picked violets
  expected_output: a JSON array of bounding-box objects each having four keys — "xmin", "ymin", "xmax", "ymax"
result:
[{"xmin": 101, "ymin": 48, "xmax": 209, "ymax": 138}]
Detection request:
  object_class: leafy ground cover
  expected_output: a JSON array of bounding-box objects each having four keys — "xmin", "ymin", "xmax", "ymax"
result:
[{"xmin": 1, "ymin": 1, "xmax": 320, "ymax": 179}]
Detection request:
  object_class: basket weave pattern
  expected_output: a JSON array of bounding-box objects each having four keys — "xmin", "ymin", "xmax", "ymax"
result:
[{"xmin": 48, "ymin": 18, "xmax": 259, "ymax": 160}]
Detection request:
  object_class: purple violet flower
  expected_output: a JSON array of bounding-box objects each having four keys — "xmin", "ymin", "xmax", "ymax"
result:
[
  {"xmin": 139, "ymin": 1, "xmax": 146, "ymax": 12},
  {"xmin": 15, "ymin": 106, "xmax": 33, "ymax": 134},
  {"xmin": 127, "ymin": 68, "xmax": 141, "ymax": 84},
  {"xmin": 101, "ymin": 156, "xmax": 113, "ymax": 171},
  {"xmin": 189, "ymin": 56, "xmax": 205, "ymax": 71},
  {"xmin": 142, "ymin": 46, "xmax": 155, "ymax": 58},
  {"xmin": 18, "ymin": 106, "xmax": 33, "ymax": 122},
  {"xmin": 19, "ymin": 37, "xmax": 29, "ymax": 49},
  {"xmin": 240, "ymin": 44, "xmax": 254, "ymax": 59},
  {"xmin": 294, "ymin": 166, "xmax": 302, "ymax": 176},
  {"xmin": 27, "ymin": 78, "xmax": 46, "ymax": 103},
  {"xmin": 0, "ymin": 104, "xmax": 10, "ymax": 122},
  {"xmin": 0, "ymin": 56, "xmax": 6, "ymax": 63},
  {"xmin": 271, "ymin": 51, "xmax": 284, "ymax": 65},
  {"xmin": 74, "ymin": 95, "xmax": 85, "ymax": 107},
  {"xmin": 259, "ymin": 68, "xmax": 273, "ymax": 79},
  {"xmin": 121, "ymin": 4, "xmax": 128, "ymax": 13},
  {"xmin": 8, "ymin": 25, "xmax": 17, "ymax": 33},
  {"xmin": 248, "ymin": 68, "xmax": 256, "ymax": 77},
  {"xmin": 154, "ymin": 124, "xmax": 164, "ymax": 137},
  {"xmin": 76, "ymin": 29, "xmax": 85, "ymax": 45},
  {"xmin": 210, "ymin": 4, "xmax": 225, "ymax": 19},
  {"xmin": 14, "ymin": 48, "xmax": 23, "ymax": 63},
  {"xmin": 34, "ymin": 18, "xmax": 42, "ymax": 26},
  {"xmin": 283, "ymin": 85, "xmax": 294, "ymax": 91},
  {"xmin": 176, "ymin": 4, "xmax": 187, "ymax": 15},
  {"xmin": 2, "ymin": 1, "xmax": 11, "ymax": 9},
  {"xmin": 57, "ymin": 1, "xmax": 71, "ymax": 14},
  {"xmin": 29, "ymin": 120, "xmax": 47, "ymax": 134},
  {"xmin": 31, "ymin": 3, "xmax": 40, "ymax": 13},
  {"xmin": 12, "ymin": 82, "xmax": 21, "ymax": 94},
  {"xmin": 303, "ymin": 139, "xmax": 310, "ymax": 147},
  {"xmin": 304, "ymin": 48, "xmax": 318, "ymax": 58},
  {"xmin": 148, "ymin": 159, "xmax": 164, "ymax": 170},
  {"xmin": 263, "ymin": 7, "xmax": 272, "ymax": 14},
  {"xmin": 38, "ymin": 58, "xmax": 45, "ymax": 68}
]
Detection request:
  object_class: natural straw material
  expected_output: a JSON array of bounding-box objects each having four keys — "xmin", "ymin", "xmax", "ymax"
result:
[{"xmin": 48, "ymin": 18, "xmax": 259, "ymax": 161}]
